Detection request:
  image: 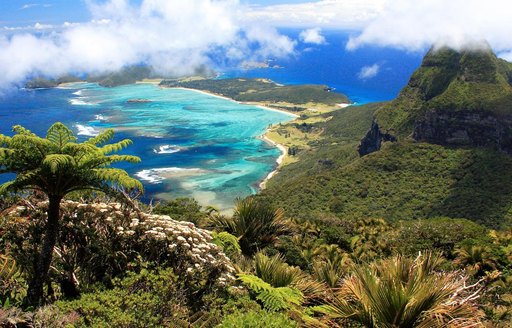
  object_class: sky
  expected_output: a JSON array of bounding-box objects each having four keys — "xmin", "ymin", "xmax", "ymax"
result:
[{"xmin": 0, "ymin": 0, "xmax": 511, "ymax": 89}]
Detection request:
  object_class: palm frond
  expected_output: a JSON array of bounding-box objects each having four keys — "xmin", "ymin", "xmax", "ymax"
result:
[
  {"xmin": 255, "ymin": 252, "xmax": 302, "ymax": 287},
  {"xmin": 318, "ymin": 251, "xmax": 483, "ymax": 327}
]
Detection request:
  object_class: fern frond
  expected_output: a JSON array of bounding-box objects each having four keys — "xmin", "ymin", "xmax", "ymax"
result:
[
  {"xmin": 93, "ymin": 168, "xmax": 143, "ymax": 191},
  {"xmin": 0, "ymin": 134, "xmax": 11, "ymax": 146},
  {"xmin": 12, "ymin": 125, "xmax": 35, "ymax": 136},
  {"xmin": 99, "ymin": 139, "xmax": 134, "ymax": 154},
  {"xmin": 43, "ymin": 154, "xmax": 76, "ymax": 173},
  {"xmin": 86, "ymin": 128, "xmax": 115, "ymax": 146},
  {"xmin": 61, "ymin": 142, "xmax": 98, "ymax": 157},
  {"xmin": 0, "ymin": 181, "xmax": 15, "ymax": 195},
  {"xmin": 0, "ymin": 148, "xmax": 14, "ymax": 159},
  {"xmin": 103, "ymin": 155, "xmax": 141, "ymax": 165},
  {"xmin": 238, "ymin": 274, "xmax": 273, "ymax": 293},
  {"xmin": 212, "ymin": 231, "xmax": 241, "ymax": 255},
  {"xmin": 46, "ymin": 122, "xmax": 76, "ymax": 148},
  {"xmin": 238, "ymin": 274, "xmax": 304, "ymax": 312},
  {"xmin": 257, "ymin": 286, "xmax": 303, "ymax": 312}
]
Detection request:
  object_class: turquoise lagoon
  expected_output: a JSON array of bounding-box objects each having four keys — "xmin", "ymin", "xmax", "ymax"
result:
[{"xmin": 0, "ymin": 83, "xmax": 295, "ymax": 210}]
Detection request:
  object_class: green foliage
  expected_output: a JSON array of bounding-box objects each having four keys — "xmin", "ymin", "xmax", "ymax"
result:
[
  {"xmin": 209, "ymin": 198, "xmax": 289, "ymax": 256},
  {"xmin": 254, "ymin": 252, "xmax": 302, "ymax": 288},
  {"xmin": 238, "ymin": 274, "xmax": 303, "ymax": 312},
  {"xmin": 217, "ymin": 309, "xmax": 298, "ymax": 328},
  {"xmin": 262, "ymin": 141, "xmax": 512, "ymax": 228},
  {"xmin": 392, "ymin": 217, "xmax": 488, "ymax": 255},
  {"xmin": 0, "ymin": 254, "xmax": 25, "ymax": 306},
  {"xmin": 316, "ymin": 252, "xmax": 483, "ymax": 327},
  {"xmin": 87, "ymin": 66, "xmax": 152, "ymax": 87},
  {"xmin": 160, "ymin": 78, "xmax": 349, "ymax": 105},
  {"xmin": 211, "ymin": 231, "xmax": 241, "ymax": 258},
  {"xmin": 0, "ymin": 122, "xmax": 142, "ymax": 196},
  {"xmin": 153, "ymin": 198, "xmax": 205, "ymax": 225},
  {"xmin": 55, "ymin": 268, "xmax": 222, "ymax": 327}
]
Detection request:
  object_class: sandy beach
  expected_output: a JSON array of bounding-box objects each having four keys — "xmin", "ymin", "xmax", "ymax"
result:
[
  {"xmin": 258, "ymin": 133, "xmax": 288, "ymax": 190},
  {"xmin": 166, "ymin": 86, "xmax": 299, "ymax": 190}
]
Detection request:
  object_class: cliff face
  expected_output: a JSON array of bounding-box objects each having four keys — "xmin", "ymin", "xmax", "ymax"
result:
[
  {"xmin": 359, "ymin": 44, "xmax": 512, "ymax": 155},
  {"xmin": 413, "ymin": 109, "xmax": 512, "ymax": 153},
  {"xmin": 358, "ymin": 119, "xmax": 396, "ymax": 156}
]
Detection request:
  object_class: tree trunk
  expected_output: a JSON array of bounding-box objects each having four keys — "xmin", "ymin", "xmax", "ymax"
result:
[{"xmin": 26, "ymin": 195, "xmax": 62, "ymax": 306}]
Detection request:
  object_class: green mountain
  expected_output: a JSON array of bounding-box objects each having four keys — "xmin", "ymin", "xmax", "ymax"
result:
[
  {"xmin": 260, "ymin": 46, "xmax": 512, "ymax": 229},
  {"xmin": 359, "ymin": 44, "xmax": 512, "ymax": 155}
]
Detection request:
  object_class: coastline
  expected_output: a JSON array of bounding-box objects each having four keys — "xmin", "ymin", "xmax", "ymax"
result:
[
  {"xmin": 165, "ymin": 86, "xmax": 298, "ymax": 191},
  {"xmin": 258, "ymin": 133, "xmax": 288, "ymax": 190}
]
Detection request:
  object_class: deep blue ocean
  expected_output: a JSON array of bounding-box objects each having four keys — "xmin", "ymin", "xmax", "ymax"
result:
[{"xmin": 0, "ymin": 30, "xmax": 426, "ymax": 210}]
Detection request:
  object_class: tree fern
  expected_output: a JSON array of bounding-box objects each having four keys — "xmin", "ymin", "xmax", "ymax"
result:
[
  {"xmin": 0, "ymin": 122, "xmax": 142, "ymax": 305},
  {"xmin": 238, "ymin": 274, "xmax": 303, "ymax": 312}
]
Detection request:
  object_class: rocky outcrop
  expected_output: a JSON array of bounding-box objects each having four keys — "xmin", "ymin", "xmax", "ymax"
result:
[
  {"xmin": 413, "ymin": 109, "xmax": 512, "ymax": 154},
  {"xmin": 358, "ymin": 119, "xmax": 397, "ymax": 156}
]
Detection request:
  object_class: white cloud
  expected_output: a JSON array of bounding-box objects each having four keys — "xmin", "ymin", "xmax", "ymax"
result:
[
  {"xmin": 21, "ymin": 4, "xmax": 38, "ymax": 10},
  {"xmin": 246, "ymin": 0, "xmax": 388, "ymax": 29},
  {"xmin": 347, "ymin": 0, "xmax": 512, "ymax": 54},
  {"xmin": 0, "ymin": 0, "xmax": 296, "ymax": 89},
  {"xmin": 299, "ymin": 28, "xmax": 326, "ymax": 45},
  {"xmin": 358, "ymin": 63, "xmax": 380, "ymax": 80}
]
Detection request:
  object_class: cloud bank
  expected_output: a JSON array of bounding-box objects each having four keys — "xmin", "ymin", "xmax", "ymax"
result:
[
  {"xmin": 346, "ymin": 0, "xmax": 512, "ymax": 54},
  {"xmin": 247, "ymin": 0, "xmax": 387, "ymax": 29},
  {"xmin": 0, "ymin": 0, "xmax": 295, "ymax": 89},
  {"xmin": 248, "ymin": 0, "xmax": 512, "ymax": 58},
  {"xmin": 299, "ymin": 28, "xmax": 326, "ymax": 45}
]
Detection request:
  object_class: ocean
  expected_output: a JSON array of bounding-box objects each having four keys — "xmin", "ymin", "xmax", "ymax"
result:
[
  {"xmin": 223, "ymin": 29, "xmax": 426, "ymax": 104},
  {"xmin": 0, "ymin": 30, "xmax": 426, "ymax": 210}
]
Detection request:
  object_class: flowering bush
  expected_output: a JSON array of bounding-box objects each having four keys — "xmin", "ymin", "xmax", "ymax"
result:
[{"xmin": 2, "ymin": 200, "xmax": 236, "ymax": 298}]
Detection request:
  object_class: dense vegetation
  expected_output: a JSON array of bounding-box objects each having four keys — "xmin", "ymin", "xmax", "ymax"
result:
[
  {"xmin": 4, "ymin": 46, "xmax": 512, "ymax": 326},
  {"xmin": 160, "ymin": 78, "xmax": 350, "ymax": 107}
]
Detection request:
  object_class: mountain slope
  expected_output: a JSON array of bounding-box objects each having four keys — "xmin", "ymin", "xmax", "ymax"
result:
[
  {"xmin": 360, "ymin": 45, "xmax": 512, "ymax": 155},
  {"xmin": 260, "ymin": 46, "xmax": 512, "ymax": 229}
]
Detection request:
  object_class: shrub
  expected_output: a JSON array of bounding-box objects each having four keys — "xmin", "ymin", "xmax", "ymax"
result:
[{"xmin": 217, "ymin": 309, "xmax": 298, "ymax": 328}]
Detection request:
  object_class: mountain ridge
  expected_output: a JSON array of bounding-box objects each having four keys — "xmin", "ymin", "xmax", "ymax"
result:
[{"xmin": 359, "ymin": 45, "xmax": 512, "ymax": 155}]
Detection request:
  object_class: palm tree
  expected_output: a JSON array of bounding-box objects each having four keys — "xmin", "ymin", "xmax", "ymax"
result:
[
  {"xmin": 454, "ymin": 245, "xmax": 497, "ymax": 277},
  {"xmin": 208, "ymin": 198, "xmax": 289, "ymax": 256},
  {"xmin": 317, "ymin": 252, "xmax": 483, "ymax": 327},
  {"xmin": 254, "ymin": 252, "xmax": 302, "ymax": 287},
  {"xmin": 0, "ymin": 123, "xmax": 142, "ymax": 305}
]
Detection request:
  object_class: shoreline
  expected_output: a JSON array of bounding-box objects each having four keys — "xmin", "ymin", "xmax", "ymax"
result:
[
  {"xmin": 165, "ymin": 86, "xmax": 298, "ymax": 191},
  {"xmin": 258, "ymin": 133, "xmax": 288, "ymax": 190},
  {"xmin": 168, "ymin": 87, "xmax": 300, "ymax": 118}
]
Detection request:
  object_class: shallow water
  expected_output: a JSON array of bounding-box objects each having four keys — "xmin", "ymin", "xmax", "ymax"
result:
[{"xmin": 0, "ymin": 83, "xmax": 295, "ymax": 210}]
